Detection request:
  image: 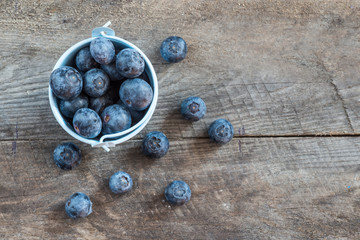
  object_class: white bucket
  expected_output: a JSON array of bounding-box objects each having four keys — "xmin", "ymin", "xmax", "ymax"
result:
[{"xmin": 49, "ymin": 22, "xmax": 158, "ymax": 152}]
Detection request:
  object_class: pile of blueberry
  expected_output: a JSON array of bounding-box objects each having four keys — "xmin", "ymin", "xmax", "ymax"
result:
[{"xmin": 51, "ymin": 36, "xmax": 234, "ymax": 219}]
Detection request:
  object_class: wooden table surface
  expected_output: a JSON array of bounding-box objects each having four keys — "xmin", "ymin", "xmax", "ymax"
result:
[{"xmin": 1, "ymin": 1, "xmax": 360, "ymax": 239}]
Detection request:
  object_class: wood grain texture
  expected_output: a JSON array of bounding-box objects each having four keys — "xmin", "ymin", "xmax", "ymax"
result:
[
  {"xmin": 1, "ymin": 0, "xmax": 360, "ymax": 239},
  {"xmin": 0, "ymin": 0, "xmax": 360, "ymax": 140},
  {"xmin": 0, "ymin": 137, "xmax": 359, "ymax": 239}
]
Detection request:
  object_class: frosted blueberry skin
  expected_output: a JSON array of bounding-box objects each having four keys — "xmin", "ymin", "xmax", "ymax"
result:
[
  {"xmin": 160, "ymin": 36, "xmax": 187, "ymax": 63},
  {"xmin": 65, "ymin": 192, "xmax": 92, "ymax": 219},
  {"xmin": 164, "ymin": 180, "xmax": 191, "ymax": 205},
  {"xmin": 101, "ymin": 104, "xmax": 132, "ymax": 135},
  {"xmin": 119, "ymin": 78, "xmax": 153, "ymax": 111},
  {"xmin": 73, "ymin": 108, "xmax": 102, "ymax": 139},
  {"xmin": 208, "ymin": 119, "xmax": 234, "ymax": 144},
  {"xmin": 90, "ymin": 37, "xmax": 115, "ymax": 65},
  {"xmin": 181, "ymin": 96, "xmax": 206, "ymax": 121},
  {"xmin": 89, "ymin": 94, "xmax": 113, "ymax": 115},
  {"xmin": 59, "ymin": 93, "xmax": 89, "ymax": 118},
  {"xmin": 117, "ymin": 100, "xmax": 146, "ymax": 125},
  {"xmin": 50, "ymin": 66, "xmax": 83, "ymax": 101},
  {"xmin": 75, "ymin": 47, "xmax": 99, "ymax": 72},
  {"xmin": 53, "ymin": 142, "xmax": 81, "ymax": 170},
  {"xmin": 101, "ymin": 62, "xmax": 125, "ymax": 82},
  {"xmin": 109, "ymin": 171, "xmax": 133, "ymax": 194},
  {"xmin": 141, "ymin": 131, "xmax": 169, "ymax": 158},
  {"xmin": 116, "ymin": 48, "xmax": 145, "ymax": 78},
  {"xmin": 83, "ymin": 68, "xmax": 110, "ymax": 98}
]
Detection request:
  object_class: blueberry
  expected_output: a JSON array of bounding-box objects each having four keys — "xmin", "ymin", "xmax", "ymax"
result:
[
  {"xmin": 181, "ymin": 96, "xmax": 206, "ymax": 121},
  {"xmin": 101, "ymin": 104, "xmax": 131, "ymax": 135},
  {"xmin": 160, "ymin": 36, "xmax": 187, "ymax": 63},
  {"xmin": 101, "ymin": 62, "xmax": 125, "ymax": 82},
  {"xmin": 116, "ymin": 100, "xmax": 145, "ymax": 125},
  {"xmin": 53, "ymin": 142, "xmax": 81, "ymax": 170},
  {"xmin": 83, "ymin": 68, "xmax": 110, "ymax": 97},
  {"xmin": 164, "ymin": 180, "xmax": 191, "ymax": 205},
  {"xmin": 50, "ymin": 66, "xmax": 83, "ymax": 100},
  {"xmin": 75, "ymin": 47, "xmax": 99, "ymax": 72},
  {"xmin": 65, "ymin": 192, "xmax": 92, "ymax": 219},
  {"xmin": 109, "ymin": 171, "xmax": 133, "ymax": 194},
  {"xmin": 59, "ymin": 94, "xmax": 89, "ymax": 118},
  {"xmin": 208, "ymin": 119, "xmax": 234, "ymax": 144},
  {"xmin": 116, "ymin": 48, "xmax": 145, "ymax": 78},
  {"xmin": 89, "ymin": 95, "xmax": 113, "ymax": 115},
  {"xmin": 73, "ymin": 108, "xmax": 102, "ymax": 138},
  {"xmin": 120, "ymin": 78, "xmax": 153, "ymax": 111},
  {"xmin": 90, "ymin": 37, "xmax": 115, "ymax": 65},
  {"xmin": 141, "ymin": 131, "xmax": 169, "ymax": 158}
]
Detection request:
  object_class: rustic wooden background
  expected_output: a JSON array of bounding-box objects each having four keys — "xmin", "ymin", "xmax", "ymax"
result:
[{"xmin": 1, "ymin": 0, "xmax": 360, "ymax": 239}]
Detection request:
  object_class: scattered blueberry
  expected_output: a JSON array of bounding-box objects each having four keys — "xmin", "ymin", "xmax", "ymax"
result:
[
  {"xmin": 89, "ymin": 94, "xmax": 113, "ymax": 115},
  {"xmin": 117, "ymin": 100, "xmax": 146, "ymax": 125},
  {"xmin": 101, "ymin": 104, "xmax": 131, "ymax": 135},
  {"xmin": 53, "ymin": 142, "xmax": 81, "ymax": 170},
  {"xmin": 50, "ymin": 66, "xmax": 83, "ymax": 100},
  {"xmin": 75, "ymin": 47, "xmax": 99, "ymax": 72},
  {"xmin": 90, "ymin": 37, "xmax": 115, "ymax": 65},
  {"xmin": 120, "ymin": 78, "xmax": 153, "ymax": 111},
  {"xmin": 83, "ymin": 68, "xmax": 110, "ymax": 97},
  {"xmin": 101, "ymin": 62, "xmax": 125, "ymax": 82},
  {"xmin": 142, "ymin": 131, "xmax": 169, "ymax": 158},
  {"xmin": 164, "ymin": 180, "xmax": 191, "ymax": 205},
  {"xmin": 181, "ymin": 96, "xmax": 206, "ymax": 121},
  {"xmin": 73, "ymin": 108, "xmax": 102, "ymax": 138},
  {"xmin": 116, "ymin": 48, "xmax": 145, "ymax": 78},
  {"xmin": 65, "ymin": 192, "xmax": 92, "ymax": 219},
  {"xmin": 208, "ymin": 119, "xmax": 234, "ymax": 144},
  {"xmin": 160, "ymin": 36, "xmax": 187, "ymax": 63},
  {"xmin": 59, "ymin": 93, "xmax": 89, "ymax": 118},
  {"xmin": 109, "ymin": 171, "xmax": 133, "ymax": 194}
]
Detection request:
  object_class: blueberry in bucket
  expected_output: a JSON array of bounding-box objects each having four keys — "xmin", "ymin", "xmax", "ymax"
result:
[
  {"xmin": 90, "ymin": 37, "xmax": 115, "ymax": 65},
  {"xmin": 73, "ymin": 108, "xmax": 102, "ymax": 138},
  {"xmin": 119, "ymin": 78, "xmax": 153, "ymax": 111},
  {"xmin": 50, "ymin": 66, "xmax": 83, "ymax": 100},
  {"xmin": 89, "ymin": 94, "xmax": 113, "ymax": 115},
  {"xmin": 101, "ymin": 104, "xmax": 131, "ymax": 135},
  {"xmin": 59, "ymin": 93, "xmax": 89, "ymax": 118},
  {"xmin": 116, "ymin": 48, "xmax": 145, "ymax": 78},
  {"xmin": 83, "ymin": 68, "xmax": 110, "ymax": 98},
  {"xmin": 101, "ymin": 62, "xmax": 125, "ymax": 82},
  {"xmin": 75, "ymin": 47, "xmax": 99, "ymax": 72}
]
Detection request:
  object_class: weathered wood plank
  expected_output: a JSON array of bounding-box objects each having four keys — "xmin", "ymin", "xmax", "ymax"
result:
[
  {"xmin": 1, "ymin": 1, "xmax": 360, "ymax": 140},
  {"xmin": 0, "ymin": 137, "xmax": 359, "ymax": 239}
]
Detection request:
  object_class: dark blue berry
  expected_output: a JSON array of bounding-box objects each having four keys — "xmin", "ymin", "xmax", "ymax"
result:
[
  {"xmin": 89, "ymin": 95, "xmax": 113, "ymax": 115},
  {"xmin": 75, "ymin": 47, "xmax": 99, "ymax": 72},
  {"xmin": 101, "ymin": 62, "xmax": 125, "ymax": 82},
  {"xmin": 181, "ymin": 96, "xmax": 206, "ymax": 121},
  {"xmin": 53, "ymin": 142, "xmax": 81, "ymax": 170},
  {"xmin": 119, "ymin": 78, "xmax": 153, "ymax": 111},
  {"xmin": 141, "ymin": 131, "xmax": 169, "ymax": 158},
  {"xmin": 164, "ymin": 180, "xmax": 191, "ymax": 205},
  {"xmin": 116, "ymin": 48, "xmax": 145, "ymax": 78},
  {"xmin": 116, "ymin": 100, "xmax": 145, "ymax": 125},
  {"xmin": 73, "ymin": 108, "xmax": 102, "ymax": 138},
  {"xmin": 65, "ymin": 192, "xmax": 92, "ymax": 219},
  {"xmin": 160, "ymin": 36, "xmax": 187, "ymax": 63},
  {"xmin": 208, "ymin": 119, "xmax": 234, "ymax": 144},
  {"xmin": 59, "ymin": 93, "xmax": 89, "ymax": 118},
  {"xmin": 90, "ymin": 37, "xmax": 115, "ymax": 65},
  {"xmin": 83, "ymin": 68, "xmax": 110, "ymax": 97},
  {"xmin": 101, "ymin": 104, "xmax": 131, "ymax": 135},
  {"xmin": 109, "ymin": 171, "xmax": 133, "ymax": 194},
  {"xmin": 50, "ymin": 66, "xmax": 83, "ymax": 100}
]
